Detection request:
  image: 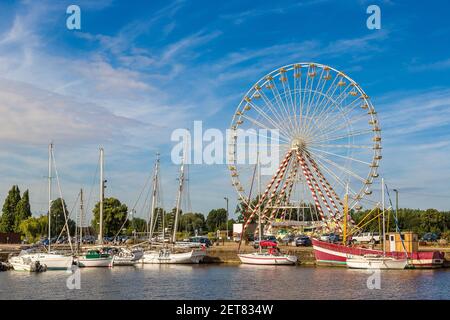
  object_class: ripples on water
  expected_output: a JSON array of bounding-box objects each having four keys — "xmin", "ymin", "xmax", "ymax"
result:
[{"xmin": 0, "ymin": 265, "xmax": 449, "ymax": 300}]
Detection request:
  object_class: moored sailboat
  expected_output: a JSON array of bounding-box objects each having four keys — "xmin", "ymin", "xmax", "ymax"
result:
[
  {"xmin": 141, "ymin": 152, "xmax": 206, "ymax": 264},
  {"xmin": 238, "ymin": 154, "xmax": 297, "ymax": 266}
]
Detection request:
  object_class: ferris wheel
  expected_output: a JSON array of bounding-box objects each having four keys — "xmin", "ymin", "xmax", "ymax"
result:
[{"xmin": 228, "ymin": 62, "xmax": 382, "ymax": 233}]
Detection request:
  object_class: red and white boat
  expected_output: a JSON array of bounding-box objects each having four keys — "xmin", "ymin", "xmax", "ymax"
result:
[
  {"xmin": 238, "ymin": 241, "xmax": 298, "ymax": 265},
  {"xmin": 312, "ymin": 239, "xmax": 444, "ymax": 268}
]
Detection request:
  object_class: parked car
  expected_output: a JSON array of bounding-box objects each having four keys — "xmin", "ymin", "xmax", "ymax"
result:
[
  {"xmin": 320, "ymin": 233, "xmax": 340, "ymax": 243},
  {"xmin": 421, "ymin": 233, "xmax": 438, "ymax": 242},
  {"xmin": 253, "ymin": 235, "xmax": 277, "ymax": 249},
  {"xmin": 352, "ymin": 232, "xmax": 380, "ymax": 244},
  {"xmin": 189, "ymin": 236, "xmax": 212, "ymax": 247},
  {"xmin": 281, "ymin": 234, "xmax": 295, "ymax": 245},
  {"xmin": 294, "ymin": 235, "xmax": 312, "ymax": 246}
]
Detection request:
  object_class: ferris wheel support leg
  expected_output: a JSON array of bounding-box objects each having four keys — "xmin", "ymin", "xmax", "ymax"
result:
[
  {"xmin": 304, "ymin": 153, "xmax": 343, "ymax": 228},
  {"xmin": 280, "ymin": 165, "xmax": 298, "ymax": 220},
  {"xmin": 242, "ymin": 150, "xmax": 292, "ymax": 235},
  {"xmin": 266, "ymin": 162, "xmax": 299, "ymax": 225},
  {"xmin": 300, "ymin": 155, "xmax": 342, "ymax": 234},
  {"xmin": 307, "ymin": 154, "xmax": 356, "ymax": 226},
  {"xmin": 295, "ymin": 150, "xmax": 330, "ymax": 233}
]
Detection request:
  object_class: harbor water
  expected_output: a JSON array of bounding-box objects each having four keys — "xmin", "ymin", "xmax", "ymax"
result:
[{"xmin": 0, "ymin": 265, "xmax": 449, "ymax": 300}]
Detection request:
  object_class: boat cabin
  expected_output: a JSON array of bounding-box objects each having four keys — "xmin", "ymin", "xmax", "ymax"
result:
[{"xmin": 385, "ymin": 231, "xmax": 419, "ymax": 253}]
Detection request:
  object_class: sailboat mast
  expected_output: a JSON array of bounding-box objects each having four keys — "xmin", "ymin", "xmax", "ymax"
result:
[
  {"xmin": 48, "ymin": 143, "xmax": 52, "ymax": 252},
  {"xmin": 149, "ymin": 153, "xmax": 160, "ymax": 241},
  {"xmin": 79, "ymin": 188, "xmax": 84, "ymax": 251},
  {"xmin": 99, "ymin": 147, "xmax": 104, "ymax": 245},
  {"xmin": 382, "ymin": 177, "xmax": 386, "ymax": 256},
  {"xmin": 172, "ymin": 152, "xmax": 185, "ymax": 243}
]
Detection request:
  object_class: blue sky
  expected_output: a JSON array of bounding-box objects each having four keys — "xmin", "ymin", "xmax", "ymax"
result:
[{"xmin": 0, "ymin": 0, "xmax": 450, "ymax": 223}]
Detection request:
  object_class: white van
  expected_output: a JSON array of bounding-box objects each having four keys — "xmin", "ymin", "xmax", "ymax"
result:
[{"xmin": 352, "ymin": 232, "xmax": 380, "ymax": 244}]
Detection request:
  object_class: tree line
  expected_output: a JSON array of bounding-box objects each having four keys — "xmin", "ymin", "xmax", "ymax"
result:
[{"xmin": 0, "ymin": 185, "xmax": 235, "ymax": 243}]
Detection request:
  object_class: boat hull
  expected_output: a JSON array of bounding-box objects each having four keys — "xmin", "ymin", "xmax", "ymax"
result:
[
  {"xmin": 112, "ymin": 250, "xmax": 144, "ymax": 266},
  {"xmin": 238, "ymin": 253, "xmax": 298, "ymax": 265},
  {"xmin": 141, "ymin": 249, "xmax": 206, "ymax": 264},
  {"xmin": 346, "ymin": 256, "xmax": 408, "ymax": 269},
  {"xmin": 77, "ymin": 257, "xmax": 113, "ymax": 267},
  {"xmin": 8, "ymin": 257, "xmax": 32, "ymax": 271},
  {"xmin": 27, "ymin": 253, "xmax": 73, "ymax": 270},
  {"xmin": 312, "ymin": 239, "xmax": 445, "ymax": 268}
]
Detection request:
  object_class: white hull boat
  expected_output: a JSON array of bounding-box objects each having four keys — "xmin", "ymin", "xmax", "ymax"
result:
[
  {"xmin": 141, "ymin": 249, "xmax": 206, "ymax": 264},
  {"xmin": 8, "ymin": 256, "xmax": 47, "ymax": 272},
  {"xmin": 112, "ymin": 249, "xmax": 144, "ymax": 266},
  {"xmin": 346, "ymin": 254, "xmax": 408, "ymax": 269},
  {"xmin": 238, "ymin": 252, "xmax": 298, "ymax": 265},
  {"xmin": 25, "ymin": 253, "xmax": 73, "ymax": 270},
  {"xmin": 77, "ymin": 250, "xmax": 113, "ymax": 267},
  {"xmin": 77, "ymin": 256, "xmax": 113, "ymax": 267}
]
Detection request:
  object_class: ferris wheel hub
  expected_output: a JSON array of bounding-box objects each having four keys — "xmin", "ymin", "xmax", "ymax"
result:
[{"xmin": 291, "ymin": 138, "xmax": 307, "ymax": 151}]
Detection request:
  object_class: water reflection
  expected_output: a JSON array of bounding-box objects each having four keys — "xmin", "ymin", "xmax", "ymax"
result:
[{"xmin": 0, "ymin": 266, "xmax": 448, "ymax": 300}]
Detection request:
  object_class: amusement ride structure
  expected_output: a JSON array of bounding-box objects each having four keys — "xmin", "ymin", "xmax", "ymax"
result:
[{"xmin": 229, "ymin": 62, "xmax": 381, "ymax": 238}]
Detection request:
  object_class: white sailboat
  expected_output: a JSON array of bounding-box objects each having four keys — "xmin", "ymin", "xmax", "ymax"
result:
[
  {"xmin": 17, "ymin": 143, "xmax": 74, "ymax": 270},
  {"xmin": 238, "ymin": 154, "xmax": 297, "ymax": 266},
  {"xmin": 346, "ymin": 178, "xmax": 407, "ymax": 270},
  {"xmin": 77, "ymin": 147, "xmax": 113, "ymax": 268},
  {"xmin": 142, "ymin": 151, "xmax": 206, "ymax": 264}
]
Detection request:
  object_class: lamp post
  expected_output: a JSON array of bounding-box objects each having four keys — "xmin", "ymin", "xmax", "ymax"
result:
[{"xmin": 224, "ymin": 197, "xmax": 229, "ymax": 240}]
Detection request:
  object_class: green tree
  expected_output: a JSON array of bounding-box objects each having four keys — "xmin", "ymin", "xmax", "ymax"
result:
[
  {"xmin": 14, "ymin": 190, "xmax": 32, "ymax": 232},
  {"xmin": 179, "ymin": 212, "xmax": 206, "ymax": 235},
  {"xmin": 206, "ymin": 208, "xmax": 227, "ymax": 231},
  {"xmin": 19, "ymin": 215, "xmax": 48, "ymax": 243},
  {"xmin": 0, "ymin": 185, "xmax": 21, "ymax": 232},
  {"xmin": 420, "ymin": 209, "xmax": 446, "ymax": 235},
  {"xmin": 126, "ymin": 217, "xmax": 147, "ymax": 235},
  {"xmin": 91, "ymin": 198, "xmax": 128, "ymax": 237},
  {"xmin": 49, "ymin": 198, "xmax": 76, "ymax": 238}
]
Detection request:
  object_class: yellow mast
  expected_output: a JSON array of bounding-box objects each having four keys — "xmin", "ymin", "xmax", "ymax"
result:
[{"xmin": 342, "ymin": 184, "xmax": 348, "ymax": 245}]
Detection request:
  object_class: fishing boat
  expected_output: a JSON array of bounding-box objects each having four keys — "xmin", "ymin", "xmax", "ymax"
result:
[
  {"xmin": 77, "ymin": 250, "xmax": 113, "ymax": 267},
  {"xmin": 8, "ymin": 255, "xmax": 47, "ymax": 272},
  {"xmin": 141, "ymin": 151, "xmax": 207, "ymax": 265},
  {"xmin": 314, "ymin": 179, "xmax": 445, "ymax": 269},
  {"xmin": 238, "ymin": 241, "xmax": 297, "ymax": 265}
]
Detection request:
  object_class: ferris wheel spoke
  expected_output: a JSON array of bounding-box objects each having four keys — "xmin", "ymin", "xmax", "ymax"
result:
[
  {"xmin": 311, "ymin": 143, "xmax": 373, "ymax": 149},
  {"xmin": 309, "ymin": 156, "xmax": 360, "ymax": 199},
  {"xmin": 240, "ymin": 107, "xmax": 291, "ymax": 138},
  {"xmin": 305, "ymin": 80, "xmax": 351, "ymax": 136},
  {"xmin": 316, "ymin": 96, "xmax": 365, "ymax": 134},
  {"xmin": 307, "ymin": 149, "xmax": 366, "ymax": 183},
  {"xmin": 258, "ymin": 85, "xmax": 296, "ymax": 136},
  {"xmin": 308, "ymin": 147, "xmax": 371, "ymax": 165},
  {"xmin": 269, "ymin": 79, "xmax": 298, "ymax": 136},
  {"xmin": 312, "ymin": 128, "xmax": 374, "ymax": 144},
  {"xmin": 317, "ymin": 111, "xmax": 371, "ymax": 141},
  {"xmin": 280, "ymin": 70, "xmax": 296, "ymax": 123},
  {"xmin": 235, "ymin": 127, "xmax": 290, "ymax": 145}
]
